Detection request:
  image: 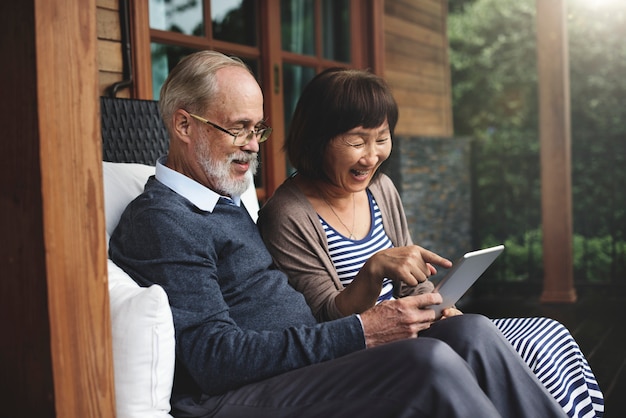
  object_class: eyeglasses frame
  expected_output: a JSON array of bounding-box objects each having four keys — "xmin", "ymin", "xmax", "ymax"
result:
[{"xmin": 188, "ymin": 112, "xmax": 272, "ymax": 146}]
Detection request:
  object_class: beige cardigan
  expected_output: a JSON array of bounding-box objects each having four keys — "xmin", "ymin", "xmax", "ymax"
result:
[{"xmin": 258, "ymin": 173, "xmax": 434, "ymax": 322}]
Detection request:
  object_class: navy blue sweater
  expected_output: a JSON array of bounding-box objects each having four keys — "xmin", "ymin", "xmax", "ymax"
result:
[{"xmin": 109, "ymin": 177, "xmax": 364, "ymax": 396}]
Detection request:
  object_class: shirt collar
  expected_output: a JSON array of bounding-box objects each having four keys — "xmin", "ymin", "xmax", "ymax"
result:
[{"xmin": 155, "ymin": 156, "xmax": 241, "ymax": 212}]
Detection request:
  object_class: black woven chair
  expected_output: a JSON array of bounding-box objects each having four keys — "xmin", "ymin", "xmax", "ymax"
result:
[{"xmin": 100, "ymin": 96, "xmax": 169, "ymax": 165}]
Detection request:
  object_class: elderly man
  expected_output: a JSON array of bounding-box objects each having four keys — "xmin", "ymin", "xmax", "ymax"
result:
[{"xmin": 109, "ymin": 50, "xmax": 565, "ymax": 418}]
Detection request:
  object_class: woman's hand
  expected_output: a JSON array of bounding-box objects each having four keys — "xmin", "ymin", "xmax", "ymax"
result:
[
  {"xmin": 440, "ymin": 307, "xmax": 463, "ymax": 319},
  {"xmin": 363, "ymin": 245, "xmax": 452, "ymax": 286},
  {"xmin": 336, "ymin": 245, "xmax": 452, "ymax": 316}
]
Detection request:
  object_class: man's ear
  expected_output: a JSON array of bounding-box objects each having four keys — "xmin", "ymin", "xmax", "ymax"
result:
[{"xmin": 172, "ymin": 109, "xmax": 192, "ymax": 144}]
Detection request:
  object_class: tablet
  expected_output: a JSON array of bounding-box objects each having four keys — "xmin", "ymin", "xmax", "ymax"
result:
[{"xmin": 429, "ymin": 245, "xmax": 504, "ymax": 319}]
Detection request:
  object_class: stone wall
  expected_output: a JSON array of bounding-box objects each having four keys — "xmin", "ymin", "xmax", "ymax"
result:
[{"xmin": 385, "ymin": 136, "xmax": 472, "ymax": 273}]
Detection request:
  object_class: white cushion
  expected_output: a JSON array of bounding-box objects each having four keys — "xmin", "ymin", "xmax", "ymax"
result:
[
  {"xmin": 108, "ymin": 259, "xmax": 175, "ymax": 418},
  {"xmin": 103, "ymin": 162, "xmax": 155, "ymax": 239},
  {"xmin": 104, "ymin": 162, "xmax": 172, "ymax": 417}
]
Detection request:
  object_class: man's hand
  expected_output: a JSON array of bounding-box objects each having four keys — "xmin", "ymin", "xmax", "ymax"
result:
[{"xmin": 359, "ymin": 292, "xmax": 443, "ymax": 348}]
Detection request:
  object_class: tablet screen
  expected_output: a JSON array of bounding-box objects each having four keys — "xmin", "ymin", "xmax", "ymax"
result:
[{"xmin": 429, "ymin": 245, "xmax": 504, "ymax": 319}]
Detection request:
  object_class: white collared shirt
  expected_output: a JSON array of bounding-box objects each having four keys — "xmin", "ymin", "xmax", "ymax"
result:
[{"xmin": 155, "ymin": 156, "xmax": 241, "ymax": 212}]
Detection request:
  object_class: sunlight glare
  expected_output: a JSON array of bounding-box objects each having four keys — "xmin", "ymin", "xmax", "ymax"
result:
[{"xmin": 586, "ymin": 0, "xmax": 619, "ymax": 10}]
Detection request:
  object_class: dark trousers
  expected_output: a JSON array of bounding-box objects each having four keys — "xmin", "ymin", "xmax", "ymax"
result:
[{"xmin": 172, "ymin": 314, "xmax": 566, "ymax": 418}]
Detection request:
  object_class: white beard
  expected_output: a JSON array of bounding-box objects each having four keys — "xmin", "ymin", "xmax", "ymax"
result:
[{"xmin": 196, "ymin": 140, "xmax": 258, "ymax": 196}]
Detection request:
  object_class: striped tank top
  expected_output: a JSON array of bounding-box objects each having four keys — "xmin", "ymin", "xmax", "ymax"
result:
[{"xmin": 318, "ymin": 190, "xmax": 395, "ymax": 302}]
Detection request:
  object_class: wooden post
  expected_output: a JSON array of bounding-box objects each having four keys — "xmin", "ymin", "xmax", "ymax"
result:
[
  {"xmin": 536, "ymin": 0, "xmax": 577, "ymax": 303},
  {"xmin": 37, "ymin": 0, "xmax": 116, "ymax": 414},
  {"xmin": 0, "ymin": 0, "xmax": 116, "ymax": 416}
]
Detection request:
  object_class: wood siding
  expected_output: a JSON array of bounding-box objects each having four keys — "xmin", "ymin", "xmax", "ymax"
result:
[
  {"xmin": 384, "ymin": 0, "xmax": 453, "ymax": 137},
  {"xmin": 97, "ymin": 0, "xmax": 127, "ymax": 97}
]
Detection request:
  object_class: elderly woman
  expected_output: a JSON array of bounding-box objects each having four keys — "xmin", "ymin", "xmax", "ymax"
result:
[{"xmin": 258, "ymin": 67, "xmax": 603, "ymax": 418}]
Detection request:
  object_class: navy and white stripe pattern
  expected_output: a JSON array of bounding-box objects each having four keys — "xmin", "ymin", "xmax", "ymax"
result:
[
  {"xmin": 321, "ymin": 190, "xmax": 604, "ymax": 418},
  {"xmin": 320, "ymin": 190, "xmax": 395, "ymax": 303},
  {"xmin": 492, "ymin": 317, "xmax": 604, "ymax": 418}
]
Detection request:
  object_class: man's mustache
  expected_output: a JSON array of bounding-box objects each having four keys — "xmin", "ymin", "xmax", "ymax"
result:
[{"xmin": 229, "ymin": 152, "xmax": 258, "ymax": 163}]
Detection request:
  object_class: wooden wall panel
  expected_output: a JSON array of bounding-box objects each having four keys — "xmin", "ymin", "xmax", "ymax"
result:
[
  {"xmin": 384, "ymin": 0, "xmax": 452, "ymax": 137},
  {"xmin": 99, "ymin": 71, "xmax": 126, "ymax": 93},
  {"xmin": 385, "ymin": 68, "xmax": 447, "ymax": 96},
  {"xmin": 399, "ymin": 107, "xmax": 450, "ymax": 137},
  {"xmin": 385, "ymin": 0, "xmax": 444, "ymax": 33},
  {"xmin": 98, "ymin": 39, "xmax": 123, "ymax": 73},
  {"xmin": 392, "ymin": 89, "xmax": 449, "ymax": 111},
  {"xmin": 385, "ymin": 15, "xmax": 445, "ymax": 48},
  {"xmin": 97, "ymin": 2, "xmax": 125, "ymax": 97},
  {"xmin": 98, "ymin": 0, "xmax": 118, "ymax": 10},
  {"xmin": 97, "ymin": 7, "xmax": 121, "ymax": 41}
]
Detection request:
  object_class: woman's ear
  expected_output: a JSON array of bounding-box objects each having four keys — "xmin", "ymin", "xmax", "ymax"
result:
[{"xmin": 172, "ymin": 109, "xmax": 192, "ymax": 143}]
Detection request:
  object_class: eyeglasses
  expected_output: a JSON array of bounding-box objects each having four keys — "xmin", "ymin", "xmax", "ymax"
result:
[{"xmin": 189, "ymin": 113, "xmax": 272, "ymax": 146}]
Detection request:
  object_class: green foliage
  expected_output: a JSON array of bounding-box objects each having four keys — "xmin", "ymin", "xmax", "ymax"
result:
[
  {"xmin": 568, "ymin": 0, "xmax": 626, "ymax": 246},
  {"xmin": 501, "ymin": 229, "xmax": 543, "ymax": 282},
  {"xmin": 572, "ymin": 234, "xmax": 617, "ymax": 283},
  {"xmin": 449, "ymin": 0, "xmax": 537, "ymax": 138},
  {"xmin": 449, "ymin": 0, "xmax": 626, "ymax": 284},
  {"xmin": 480, "ymin": 228, "xmax": 626, "ymax": 285}
]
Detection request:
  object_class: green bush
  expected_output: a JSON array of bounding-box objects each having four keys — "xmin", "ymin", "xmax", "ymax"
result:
[{"xmin": 480, "ymin": 228, "xmax": 624, "ymax": 285}]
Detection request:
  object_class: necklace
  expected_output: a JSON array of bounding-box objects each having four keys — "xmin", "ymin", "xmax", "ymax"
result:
[{"xmin": 320, "ymin": 192, "xmax": 356, "ymax": 240}]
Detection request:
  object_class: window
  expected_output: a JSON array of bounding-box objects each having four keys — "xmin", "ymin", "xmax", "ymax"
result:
[{"xmin": 131, "ymin": 0, "xmax": 378, "ymax": 199}]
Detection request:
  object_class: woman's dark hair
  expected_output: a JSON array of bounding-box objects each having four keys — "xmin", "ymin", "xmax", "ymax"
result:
[{"xmin": 285, "ymin": 67, "xmax": 398, "ymax": 180}]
